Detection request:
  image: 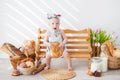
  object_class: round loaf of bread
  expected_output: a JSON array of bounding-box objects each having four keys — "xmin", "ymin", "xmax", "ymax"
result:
[{"xmin": 50, "ymin": 42, "xmax": 63, "ymax": 58}]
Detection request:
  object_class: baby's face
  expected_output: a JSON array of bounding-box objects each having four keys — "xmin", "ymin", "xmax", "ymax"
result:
[{"xmin": 49, "ymin": 18, "xmax": 60, "ymax": 30}]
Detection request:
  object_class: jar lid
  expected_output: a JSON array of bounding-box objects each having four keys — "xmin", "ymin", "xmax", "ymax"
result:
[{"xmin": 91, "ymin": 57, "xmax": 102, "ymax": 62}]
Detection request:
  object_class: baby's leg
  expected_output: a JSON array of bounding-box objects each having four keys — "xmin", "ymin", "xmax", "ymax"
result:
[
  {"xmin": 63, "ymin": 52, "xmax": 73, "ymax": 71},
  {"xmin": 44, "ymin": 53, "xmax": 52, "ymax": 70}
]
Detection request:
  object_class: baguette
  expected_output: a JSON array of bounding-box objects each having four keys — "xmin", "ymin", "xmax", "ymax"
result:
[
  {"xmin": 106, "ymin": 41, "xmax": 114, "ymax": 56},
  {"xmin": 32, "ymin": 63, "xmax": 46, "ymax": 75}
]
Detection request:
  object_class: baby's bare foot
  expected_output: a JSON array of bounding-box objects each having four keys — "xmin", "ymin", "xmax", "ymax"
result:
[
  {"xmin": 68, "ymin": 67, "xmax": 73, "ymax": 71},
  {"xmin": 44, "ymin": 66, "xmax": 50, "ymax": 70}
]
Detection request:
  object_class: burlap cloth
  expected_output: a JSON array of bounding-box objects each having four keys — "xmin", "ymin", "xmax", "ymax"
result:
[{"xmin": 41, "ymin": 69, "xmax": 76, "ymax": 80}]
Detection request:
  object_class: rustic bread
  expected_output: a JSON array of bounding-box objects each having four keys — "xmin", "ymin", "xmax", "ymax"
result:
[
  {"xmin": 50, "ymin": 42, "xmax": 63, "ymax": 58},
  {"xmin": 0, "ymin": 43, "xmax": 25, "ymax": 57},
  {"xmin": 105, "ymin": 41, "xmax": 114, "ymax": 56},
  {"xmin": 113, "ymin": 49, "xmax": 120, "ymax": 58}
]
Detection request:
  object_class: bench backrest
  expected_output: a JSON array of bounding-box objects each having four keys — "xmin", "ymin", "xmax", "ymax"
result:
[{"xmin": 36, "ymin": 28, "xmax": 91, "ymax": 58}]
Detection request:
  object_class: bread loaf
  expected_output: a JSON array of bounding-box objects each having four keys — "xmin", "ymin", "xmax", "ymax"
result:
[
  {"xmin": 50, "ymin": 42, "xmax": 63, "ymax": 58},
  {"xmin": 106, "ymin": 41, "xmax": 114, "ymax": 56},
  {"xmin": 113, "ymin": 49, "xmax": 120, "ymax": 58}
]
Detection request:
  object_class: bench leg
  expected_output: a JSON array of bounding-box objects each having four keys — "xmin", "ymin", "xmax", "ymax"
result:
[{"xmin": 88, "ymin": 58, "xmax": 91, "ymax": 69}]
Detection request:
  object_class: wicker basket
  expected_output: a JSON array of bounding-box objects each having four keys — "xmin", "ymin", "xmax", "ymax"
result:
[
  {"xmin": 17, "ymin": 58, "xmax": 35, "ymax": 75},
  {"xmin": 108, "ymin": 56, "xmax": 120, "ymax": 69},
  {"xmin": 104, "ymin": 41, "xmax": 120, "ymax": 69},
  {"xmin": 17, "ymin": 66, "xmax": 35, "ymax": 75}
]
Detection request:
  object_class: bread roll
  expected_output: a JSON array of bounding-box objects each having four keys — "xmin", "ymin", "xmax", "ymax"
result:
[
  {"xmin": 50, "ymin": 42, "xmax": 63, "ymax": 58},
  {"xmin": 32, "ymin": 63, "xmax": 46, "ymax": 75},
  {"xmin": 113, "ymin": 49, "xmax": 120, "ymax": 58},
  {"xmin": 26, "ymin": 61, "xmax": 34, "ymax": 68}
]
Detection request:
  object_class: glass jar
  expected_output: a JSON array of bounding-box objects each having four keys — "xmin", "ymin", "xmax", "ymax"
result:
[
  {"xmin": 91, "ymin": 57, "xmax": 102, "ymax": 72},
  {"xmin": 101, "ymin": 57, "xmax": 108, "ymax": 72}
]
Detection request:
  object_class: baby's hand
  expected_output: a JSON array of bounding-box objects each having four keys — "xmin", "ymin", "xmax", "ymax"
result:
[
  {"xmin": 59, "ymin": 43, "xmax": 64, "ymax": 48},
  {"xmin": 48, "ymin": 43, "xmax": 54, "ymax": 49},
  {"xmin": 59, "ymin": 55, "xmax": 64, "ymax": 58}
]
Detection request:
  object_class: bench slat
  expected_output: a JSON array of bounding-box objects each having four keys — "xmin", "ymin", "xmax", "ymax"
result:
[
  {"xmin": 39, "ymin": 51, "xmax": 90, "ymax": 53},
  {"xmin": 38, "ymin": 36, "xmax": 90, "ymax": 39},
  {"xmin": 39, "ymin": 46, "xmax": 88, "ymax": 49},
  {"xmin": 38, "ymin": 29, "xmax": 90, "ymax": 34},
  {"xmin": 39, "ymin": 41, "xmax": 90, "ymax": 44},
  {"xmin": 37, "ymin": 52, "xmax": 90, "ymax": 58}
]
